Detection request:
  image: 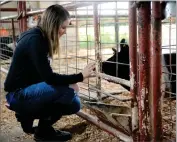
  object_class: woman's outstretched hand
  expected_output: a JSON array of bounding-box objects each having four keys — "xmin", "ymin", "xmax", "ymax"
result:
[
  {"xmin": 69, "ymin": 63, "xmax": 95, "ymax": 92},
  {"xmin": 81, "ymin": 62, "xmax": 96, "ymax": 79}
]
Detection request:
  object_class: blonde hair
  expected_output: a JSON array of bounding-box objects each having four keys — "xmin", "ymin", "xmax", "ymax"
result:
[{"xmin": 37, "ymin": 4, "xmax": 70, "ymax": 58}]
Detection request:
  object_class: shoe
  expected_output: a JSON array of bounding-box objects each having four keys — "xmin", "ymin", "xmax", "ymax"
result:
[{"xmin": 34, "ymin": 126, "xmax": 72, "ymax": 141}]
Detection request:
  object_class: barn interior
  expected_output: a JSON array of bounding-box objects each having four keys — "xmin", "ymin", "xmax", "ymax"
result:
[{"xmin": 0, "ymin": 1, "xmax": 176, "ymax": 142}]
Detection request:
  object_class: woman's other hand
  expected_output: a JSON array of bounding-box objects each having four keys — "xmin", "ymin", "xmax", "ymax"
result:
[
  {"xmin": 69, "ymin": 83, "xmax": 79, "ymax": 92},
  {"xmin": 81, "ymin": 62, "xmax": 96, "ymax": 79}
]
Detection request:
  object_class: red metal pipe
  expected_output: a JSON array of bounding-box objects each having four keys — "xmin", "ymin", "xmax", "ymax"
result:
[
  {"xmin": 0, "ymin": 20, "xmax": 18, "ymax": 23},
  {"xmin": 0, "ymin": 8, "xmax": 18, "ymax": 12},
  {"xmin": 22, "ymin": 1, "xmax": 27, "ymax": 32},
  {"xmin": 11, "ymin": 19, "xmax": 16, "ymax": 47},
  {"xmin": 151, "ymin": 2, "xmax": 162, "ymax": 141},
  {"xmin": 129, "ymin": 1, "xmax": 138, "ymax": 106},
  {"xmin": 18, "ymin": 1, "xmax": 22, "ymax": 33},
  {"xmin": 0, "ymin": 8, "xmax": 30, "ymax": 12},
  {"xmin": 18, "ymin": 1, "xmax": 27, "ymax": 33},
  {"xmin": 129, "ymin": 1, "xmax": 138, "ymax": 141},
  {"xmin": 137, "ymin": 2, "xmax": 151, "ymax": 141}
]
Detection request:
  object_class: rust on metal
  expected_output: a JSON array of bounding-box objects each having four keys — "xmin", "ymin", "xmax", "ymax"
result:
[
  {"xmin": 0, "ymin": 20, "xmax": 18, "ymax": 23},
  {"xmin": 150, "ymin": 2, "xmax": 163, "ymax": 141},
  {"xmin": 129, "ymin": 2, "xmax": 138, "ymax": 94},
  {"xmin": 137, "ymin": 2, "xmax": 151, "ymax": 141},
  {"xmin": 22, "ymin": 1, "xmax": 27, "ymax": 32},
  {"xmin": 17, "ymin": 1, "xmax": 22, "ymax": 33},
  {"xmin": 11, "ymin": 19, "xmax": 16, "ymax": 48},
  {"xmin": 0, "ymin": 8, "xmax": 30, "ymax": 12},
  {"xmin": 17, "ymin": 1, "xmax": 27, "ymax": 33},
  {"xmin": 128, "ymin": 2, "xmax": 139, "ymax": 141},
  {"xmin": 93, "ymin": 3, "xmax": 101, "ymax": 100}
]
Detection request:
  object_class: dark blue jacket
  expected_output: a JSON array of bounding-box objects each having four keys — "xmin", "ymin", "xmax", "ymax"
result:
[{"xmin": 4, "ymin": 27, "xmax": 83, "ymax": 92}]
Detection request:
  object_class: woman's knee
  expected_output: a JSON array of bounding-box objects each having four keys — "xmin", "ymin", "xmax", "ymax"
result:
[
  {"xmin": 50, "ymin": 95, "xmax": 81, "ymax": 116},
  {"xmin": 53, "ymin": 86, "xmax": 77, "ymax": 104}
]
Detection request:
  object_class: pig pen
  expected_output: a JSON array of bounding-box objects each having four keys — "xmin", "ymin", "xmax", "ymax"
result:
[{"xmin": 0, "ymin": 1, "xmax": 176, "ymax": 142}]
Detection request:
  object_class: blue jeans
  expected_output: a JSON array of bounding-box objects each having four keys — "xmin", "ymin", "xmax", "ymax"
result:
[{"xmin": 6, "ymin": 82, "xmax": 81, "ymax": 119}]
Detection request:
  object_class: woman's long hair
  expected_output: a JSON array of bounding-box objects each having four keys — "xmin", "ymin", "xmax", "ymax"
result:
[{"xmin": 37, "ymin": 4, "xmax": 70, "ymax": 58}]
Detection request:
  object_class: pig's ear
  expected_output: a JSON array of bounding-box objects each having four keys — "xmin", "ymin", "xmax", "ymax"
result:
[
  {"xmin": 120, "ymin": 38, "xmax": 126, "ymax": 47},
  {"xmin": 120, "ymin": 38, "xmax": 126, "ymax": 44},
  {"xmin": 112, "ymin": 48, "xmax": 117, "ymax": 53}
]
